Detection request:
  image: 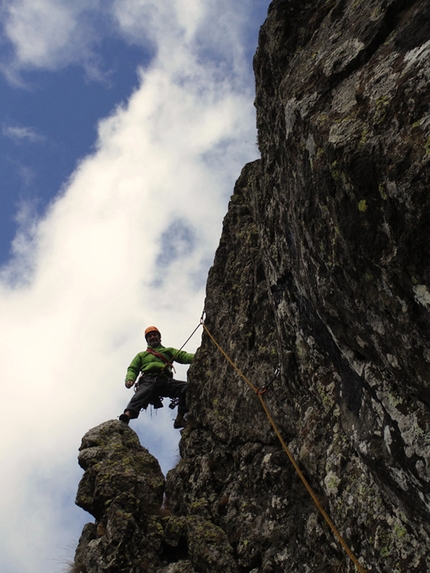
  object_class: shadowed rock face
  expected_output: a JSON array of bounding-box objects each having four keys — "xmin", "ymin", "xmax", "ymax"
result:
[
  {"xmin": 169, "ymin": 1, "xmax": 430, "ymax": 571},
  {"xmin": 72, "ymin": 1, "xmax": 430, "ymax": 572}
]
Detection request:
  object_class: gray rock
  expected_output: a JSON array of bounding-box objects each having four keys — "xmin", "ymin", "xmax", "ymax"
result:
[
  {"xmin": 73, "ymin": 421, "xmax": 238, "ymax": 573},
  {"xmin": 170, "ymin": 0, "xmax": 430, "ymax": 571}
]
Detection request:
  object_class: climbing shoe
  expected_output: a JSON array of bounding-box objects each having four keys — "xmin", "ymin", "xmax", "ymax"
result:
[
  {"xmin": 173, "ymin": 415, "xmax": 187, "ymax": 429},
  {"xmin": 119, "ymin": 414, "xmax": 130, "ymax": 425}
]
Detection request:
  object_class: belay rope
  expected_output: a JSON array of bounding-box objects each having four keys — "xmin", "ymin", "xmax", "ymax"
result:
[{"xmin": 180, "ymin": 316, "xmax": 367, "ymax": 573}]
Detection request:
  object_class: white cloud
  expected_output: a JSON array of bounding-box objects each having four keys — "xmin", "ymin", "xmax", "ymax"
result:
[
  {"xmin": 0, "ymin": 1, "xmax": 267, "ymax": 572},
  {"xmin": 1, "ymin": 0, "xmax": 113, "ymax": 82},
  {"xmin": 1, "ymin": 0, "xmax": 265, "ymax": 83},
  {"xmin": 2, "ymin": 123, "xmax": 45, "ymax": 142}
]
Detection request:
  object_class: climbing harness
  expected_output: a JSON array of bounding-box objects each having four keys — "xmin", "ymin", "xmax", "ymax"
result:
[
  {"xmin": 168, "ymin": 396, "xmax": 180, "ymax": 410},
  {"xmin": 146, "ymin": 348, "xmax": 176, "ymax": 375},
  {"xmin": 200, "ymin": 317, "xmax": 367, "ymax": 573},
  {"xmin": 138, "ymin": 322, "xmax": 203, "ymax": 413}
]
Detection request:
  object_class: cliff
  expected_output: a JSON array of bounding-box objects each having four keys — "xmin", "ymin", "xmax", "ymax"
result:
[{"xmin": 72, "ymin": 1, "xmax": 430, "ymax": 572}]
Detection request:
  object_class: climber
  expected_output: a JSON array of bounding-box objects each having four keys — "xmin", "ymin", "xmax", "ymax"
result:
[{"xmin": 119, "ymin": 326, "xmax": 194, "ymax": 429}]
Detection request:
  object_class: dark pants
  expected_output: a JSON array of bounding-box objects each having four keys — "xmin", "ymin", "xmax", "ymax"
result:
[{"xmin": 125, "ymin": 374, "xmax": 187, "ymax": 419}]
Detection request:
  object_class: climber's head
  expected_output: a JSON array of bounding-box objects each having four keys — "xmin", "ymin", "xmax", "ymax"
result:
[{"xmin": 145, "ymin": 325, "xmax": 161, "ymax": 346}]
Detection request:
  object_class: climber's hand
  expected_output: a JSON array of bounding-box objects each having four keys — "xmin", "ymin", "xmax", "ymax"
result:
[{"xmin": 125, "ymin": 380, "xmax": 135, "ymax": 389}]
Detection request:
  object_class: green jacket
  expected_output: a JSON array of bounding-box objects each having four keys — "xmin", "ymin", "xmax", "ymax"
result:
[{"xmin": 126, "ymin": 344, "xmax": 194, "ymax": 382}]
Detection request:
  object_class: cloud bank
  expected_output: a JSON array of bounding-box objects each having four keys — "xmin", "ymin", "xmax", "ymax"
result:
[{"xmin": 0, "ymin": 1, "xmax": 266, "ymax": 572}]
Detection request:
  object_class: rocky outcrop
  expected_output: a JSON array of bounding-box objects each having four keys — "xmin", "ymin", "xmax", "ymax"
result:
[
  {"xmin": 74, "ymin": 421, "xmax": 239, "ymax": 573},
  {"xmin": 72, "ymin": 1, "xmax": 430, "ymax": 572}
]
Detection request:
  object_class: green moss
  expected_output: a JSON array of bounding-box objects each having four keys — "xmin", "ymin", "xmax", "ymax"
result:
[
  {"xmin": 358, "ymin": 200, "xmax": 368, "ymax": 212},
  {"xmin": 324, "ymin": 472, "xmax": 340, "ymax": 495},
  {"xmin": 425, "ymin": 136, "xmax": 430, "ymax": 155},
  {"xmin": 330, "ymin": 161, "xmax": 340, "ymax": 181},
  {"xmin": 316, "ymin": 381, "xmax": 335, "ymax": 413},
  {"xmin": 378, "ymin": 184, "xmax": 388, "ymax": 200},
  {"xmin": 78, "ymin": 494, "xmax": 93, "ymax": 507},
  {"xmin": 375, "ymin": 525, "xmax": 391, "ymax": 557},
  {"xmin": 371, "ymin": 6, "xmax": 382, "ymax": 18},
  {"xmin": 394, "ymin": 524, "xmax": 407, "ymax": 539},
  {"xmin": 387, "ymin": 393, "xmax": 403, "ymax": 408},
  {"xmin": 327, "ymin": 474, "xmax": 340, "ymax": 490},
  {"xmin": 374, "ymin": 97, "xmax": 389, "ymax": 124},
  {"xmin": 316, "ymin": 113, "xmax": 329, "ymax": 125},
  {"xmin": 189, "ymin": 498, "xmax": 209, "ymax": 515},
  {"xmin": 230, "ymin": 192, "xmax": 242, "ymax": 204},
  {"xmin": 360, "ymin": 127, "xmax": 368, "ymax": 145}
]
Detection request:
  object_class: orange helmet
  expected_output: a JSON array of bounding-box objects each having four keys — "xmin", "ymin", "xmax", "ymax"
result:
[{"xmin": 144, "ymin": 325, "xmax": 161, "ymax": 339}]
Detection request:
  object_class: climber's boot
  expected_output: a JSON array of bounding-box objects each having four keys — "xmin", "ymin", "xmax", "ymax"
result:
[{"xmin": 173, "ymin": 414, "xmax": 187, "ymax": 429}]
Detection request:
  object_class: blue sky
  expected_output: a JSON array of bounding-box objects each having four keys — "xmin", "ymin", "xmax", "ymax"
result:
[
  {"xmin": 0, "ymin": 1, "xmax": 270, "ymax": 572},
  {"xmin": 0, "ymin": 40, "xmax": 149, "ymax": 265}
]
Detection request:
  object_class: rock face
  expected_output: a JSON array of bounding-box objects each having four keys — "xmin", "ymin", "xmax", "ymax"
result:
[{"xmin": 73, "ymin": 1, "xmax": 430, "ymax": 572}]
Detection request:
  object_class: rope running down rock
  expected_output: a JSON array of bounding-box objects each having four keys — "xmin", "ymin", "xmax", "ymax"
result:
[{"xmin": 201, "ymin": 319, "xmax": 367, "ymax": 573}]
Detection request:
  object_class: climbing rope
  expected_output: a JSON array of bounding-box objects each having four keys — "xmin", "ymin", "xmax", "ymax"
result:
[
  {"xmin": 200, "ymin": 319, "xmax": 258, "ymax": 393},
  {"xmin": 160, "ymin": 321, "xmax": 203, "ymax": 374},
  {"xmin": 201, "ymin": 319, "xmax": 367, "ymax": 573}
]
